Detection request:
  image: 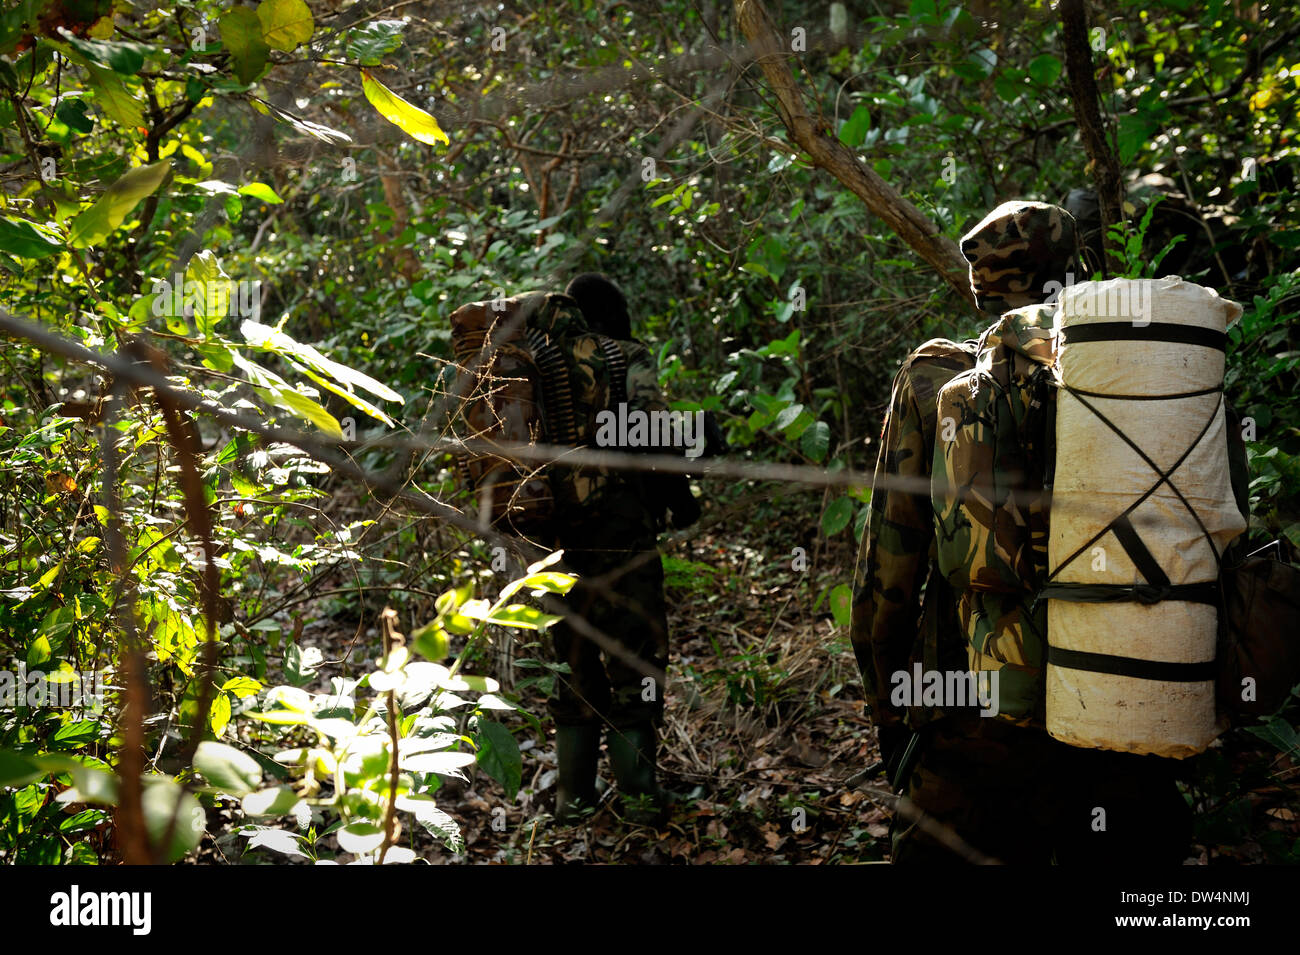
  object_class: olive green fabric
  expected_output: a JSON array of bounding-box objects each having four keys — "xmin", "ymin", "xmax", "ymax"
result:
[{"xmin": 931, "ymin": 305, "xmax": 1058, "ymax": 724}]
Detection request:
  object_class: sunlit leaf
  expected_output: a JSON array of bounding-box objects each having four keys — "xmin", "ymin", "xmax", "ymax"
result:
[
  {"xmin": 244, "ymin": 827, "xmax": 308, "ymax": 858},
  {"xmin": 68, "ymin": 162, "xmax": 170, "ymax": 248},
  {"xmin": 257, "ymin": 0, "xmax": 314, "ymax": 52},
  {"xmin": 242, "ymin": 786, "xmax": 302, "ymax": 816},
  {"xmin": 238, "ymin": 182, "xmax": 283, "ymax": 204},
  {"xmin": 336, "ymin": 821, "xmax": 384, "ymax": 854},
  {"xmin": 360, "ymin": 69, "xmax": 449, "ymax": 146},
  {"xmin": 194, "ymin": 741, "xmax": 262, "ymax": 795},
  {"xmin": 0, "ymin": 217, "xmax": 63, "ymax": 258}
]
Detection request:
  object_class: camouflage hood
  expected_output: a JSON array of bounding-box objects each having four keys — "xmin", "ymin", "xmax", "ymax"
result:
[
  {"xmin": 961, "ymin": 202, "xmax": 1080, "ymax": 314},
  {"xmin": 976, "ymin": 303, "xmax": 1057, "ymax": 367}
]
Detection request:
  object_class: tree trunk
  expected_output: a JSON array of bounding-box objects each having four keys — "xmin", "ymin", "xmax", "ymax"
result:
[
  {"xmin": 733, "ymin": 0, "xmax": 974, "ymax": 308},
  {"xmin": 1060, "ymin": 0, "xmax": 1125, "ymax": 276}
]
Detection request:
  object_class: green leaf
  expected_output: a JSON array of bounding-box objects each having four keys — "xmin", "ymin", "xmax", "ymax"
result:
[
  {"xmin": 1117, "ymin": 114, "xmax": 1158, "ymax": 165},
  {"xmin": 829, "ymin": 583, "xmax": 853, "ymax": 628},
  {"xmin": 404, "ymin": 796, "xmax": 462, "ymax": 851},
  {"xmin": 0, "ymin": 750, "xmax": 43, "ymax": 788},
  {"xmin": 773, "ymin": 403, "xmax": 805, "ymax": 431},
  {"xmin": 821, "ymin": 496, "xmax": 854, "ymax": 537},
  {"xmin": 60, "ymin": 808, "xmax": 107, "ymax": 833},
  {"xmin": 348, "ymin": 19, "xmax": 407, "ymax": 65},
  {"xmin": 238, "ymin": 181, "xmax": 283, "ymax": 204},
  {"xmin": 400, "ymin": 750, "xmax": 476, "ymax": 778},
  {"xmin": 220, "ymin": 6, "xmax": 271, "ymax": 85},
  {"xmin": 142, "ymin": 777, "xmax": 203, "ymax": 862},
  {"xmin": 838, "ymin": 105, "xmax": 871, "ymax": 148},
  {"xmin": 185, "ymin": 249, "xmax": 230, "ymax": 339},
  {"xmin": 68, "ymin": 161, "xmax": 170, "ymax": 248},
  {"xmin": 58, "ymin": 34, "xmax": 149, "ymax": 74},
  {"xmin": 475, "ymin": 719, "xmax": 521, "ymax": 800},
  {"xmin": 194, "ymin": 741, "xmax": 263, "ymax": 795},
  {"xmin": 1027, "ymin": 54, "xmax": 1062, "ymax": 87},
  {"xmin": 56, "ymin": 97, "xmax": 95, "ymax": 134},
  {"xmin": 260, "ymin": 100, "xmax": 352, "ymax": 144},
  {"xmin": 994, "ymin": 71, "xmax": 1023, "ymax": 103},
  {"xmin": 240, "ymin": 320, "xmax": 404, "ymax": 403},
  {"xmin": 0, "ymin": 217, "xmax": 63, "ymax": 258},
  {"xmin": 209, "ymin": 693, "xmax": 232, "ymax": 737},
  {"xmin": 221, "ymin": 676, "xmax": 263, "ymax": 699},
  {"xmin": 518, "ymin": 571, "xmax": 577, "ymax": 595},
  {"xmin": 1244, "ymin": 717, "xmax": 1300, "ymax": 756},
  {"xmin": 411, "ymin": 623, "xmax": 450, "ymax": 662},
  {"xmin": 257, "ymin": 0, "xmax": 315, "ymax": 52},
  {"xmin": 801, "ymin": 420, "xmax": 830, "ymax": 461},
  {"xmin": 360, "ymin": 69, "xmax": 450, "ymax": 146},
  {"xmin": 462, "ymin": 602, "xmax": 562, "ymax": 631},
  {"xmin": 245, "ymin": 709, "xmax": 311, "ymax": 725},
  {"xmin": 909, "ymin": 0, "xmax": 938, "ymax": 20},
  {"xmin": 82, "ymin": 61, "xmax": 144, "ymax": 127},
  {"xmin": 284, "ymin": 644, "xmax": 323, "ymax": 686},
  {"xmin": 229, "ymin": 349, "xmax": 343, "ymax": 437},
  {"xmin": 337, "ymin": 821, "xmax": 384, "ymax": 854},
  {"xmin": 50, "ymin": 720, "xmax": 100, "ymax": 750},
  {"xmin": 26, "ymin": 634, "xmax": 52, "ymax": 668},
  {"xmin": 241, "ymin": 785, "xmax": 301, "ymax": 816},
  {"xmin": 245, "ymin": 827, "xmax": 308, "ymax": 858}
]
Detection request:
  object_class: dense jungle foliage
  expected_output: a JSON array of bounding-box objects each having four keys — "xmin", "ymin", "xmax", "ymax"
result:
[{"xmin": 0, "ymin": 0, "xmax": 1297, "ymax": 865}]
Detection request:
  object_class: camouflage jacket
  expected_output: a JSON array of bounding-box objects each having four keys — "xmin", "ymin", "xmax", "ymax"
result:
[
  {"xmin": 850, "ymin": 336, "xmax": 981, "ymax": 758},
  {"xmin": 932, "ymin": 307, "xmax": 1057, "ymax": 725}
]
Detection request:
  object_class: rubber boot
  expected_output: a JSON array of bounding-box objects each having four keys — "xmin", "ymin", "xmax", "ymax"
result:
[
  {"xmin": 553, "ymin": 724, "xmax": 600, "ymax": 825},
  {"xmin": 606, "ymin": 724, "xmax": 668, "ymax": 825}
]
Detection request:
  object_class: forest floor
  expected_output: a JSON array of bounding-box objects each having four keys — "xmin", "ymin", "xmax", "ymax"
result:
[{"xmin": 215, "ymin": 486, "xmax": 1300, "ymax": 865}]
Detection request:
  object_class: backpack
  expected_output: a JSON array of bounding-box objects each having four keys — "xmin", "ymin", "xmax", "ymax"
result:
[
  {"xmin": 1219, "ymin": 542, "xmax": 1300, "ymax": 717},
  {"xmin": 448, "ymin": 290, "xmax": 628, "ymax": 535},
  {"xmin": 933, "ymin": 278, "xmax": 1299, "ymax": 755}
]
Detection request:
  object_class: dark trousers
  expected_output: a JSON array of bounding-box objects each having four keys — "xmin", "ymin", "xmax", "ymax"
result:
[
  {"xmin": 546, "ymin": 519, "xmax": 669, "ymax": 730},
  {"xmin": 891, "ymin": 716, "xmax": 1193, "ymax": 864}
]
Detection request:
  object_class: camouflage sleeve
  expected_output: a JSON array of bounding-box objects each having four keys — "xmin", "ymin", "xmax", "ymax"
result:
[{"xmin": 850, "ymin": 366, "xmax": 935, "ymax": 758}]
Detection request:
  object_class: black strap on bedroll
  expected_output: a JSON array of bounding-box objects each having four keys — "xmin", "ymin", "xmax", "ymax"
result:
[
  {"xmin": 1061, "ymin": 321, "xmax": 1226, "ymax": 352},
  {"xmin": 1044, "ymin": 321, "xmax": 1227, "ymax": 681},
  {"xmin": 1047, "ymin": 645, "xmax": 1216, "ymax": 682}
]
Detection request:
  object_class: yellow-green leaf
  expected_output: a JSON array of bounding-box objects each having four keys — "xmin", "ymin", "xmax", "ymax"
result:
[
  {"xmin": 83, "ymin": 61, "xmax": 143, "ymax": 127},
  {"xmin": 230, "ymin": 350, "xmax": 343, "ymax": 438},
  {"xmin": 68, "ymin": 162, "xmax": 170, "ymax": 248},
  {"xmin": 209, "ymin": 693, "xmax": 232, "ymax": 737},
  {"xmin": 238, "ymin": 182, "xmax": 283, "ymax": 204},
  {"xmin": 185, "ymin": 249, "xmax": 231, "ymax": 338},
  {"xmin": 220, "ymin": 6, "xmax": 271, "ymax": 84},
  {"xmin": 257, "ymin": 0, "xmax": 314, "ymax": 52},
  {"xmin": 360, "ymin": 69, "xmax": 449, "ymax": 146},
  {"xmin": 220, "ymin": 676, "xmax": 263, "ymax": 699}
]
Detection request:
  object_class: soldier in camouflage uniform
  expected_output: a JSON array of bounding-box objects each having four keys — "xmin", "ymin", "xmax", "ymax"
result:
[
  {"xmin": 547, "ymin": 273, "xmax": 699, "ymax": 824},
  {"xmin": 851, "ymin": 202, "xmax": 1193, "ymax": 863}
]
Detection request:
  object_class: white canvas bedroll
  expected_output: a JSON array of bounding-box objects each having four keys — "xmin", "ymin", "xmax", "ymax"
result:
[{"xmin": 1046, "ymin": 277, "xmax": 1245, "ymax": 758}]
